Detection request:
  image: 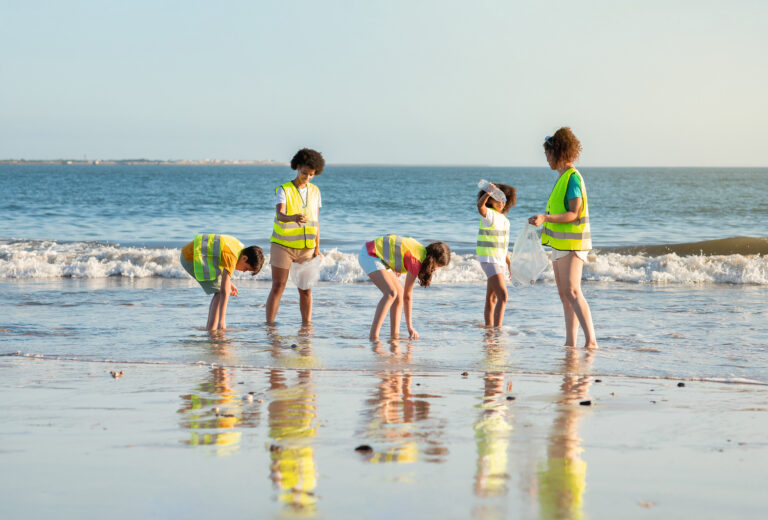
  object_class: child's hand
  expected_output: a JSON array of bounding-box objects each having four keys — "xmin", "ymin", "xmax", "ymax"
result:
[
  {"xmin": 230, "ymin": 284, "xmax": 239, "ymax": 297},
  {"xmin": 294, "ymin": 214, "xmax": 308, "ymax": 224},
  {"xmin": 528, "ymin": 214, "xmax": 546, "ymax": 226},
  {"xmin": 408, "ymin": 326, "xmax": 419, "ymax": 340}
]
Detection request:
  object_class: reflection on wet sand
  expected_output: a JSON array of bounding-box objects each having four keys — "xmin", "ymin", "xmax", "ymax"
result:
[
  {"xmin": 266, "ymin": 325, "xmax": 319, "ymax": 515},
  {"xmin": 538, "ymin": 347, "xmax": 594, "ymax": 520},
  {"xmin": 474, "ymin": 330, "xmax": 514, "ymax": 498},
  {"xmin": 361, "ymin": 340, "xmax": 447, "ymax": 465},
  {"xmin": 177, "ymin": 363, "xmax": 260, "ymax": 456}
]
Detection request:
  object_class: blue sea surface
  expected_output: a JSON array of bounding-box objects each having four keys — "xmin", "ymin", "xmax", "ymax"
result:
[{"xmin": 3, "ymin": 164, "xmax": 766, "ymax": 249}]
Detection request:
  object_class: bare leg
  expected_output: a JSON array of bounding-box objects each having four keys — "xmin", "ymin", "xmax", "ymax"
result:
[
  {"xmin": 389, "ymin": 279, "xmax": 404, "ymax": 338},
  {"xmin": 207, "ymin": 293, "xmax": 221, "ymax": 331},
  {"xmin": 368, "ymin": 270, "xmax": 402, "ymax": 341},
  {"xmin": 298, "ymin": 288, "xmax": 312, "ymax": 325},
  {"xmin": 553, "ymin": 264, "xmax": 578, "ymax": 346},
  {"xmin": 266, "ymin": 265, "xmax": 290, "ymax": 323},
  {"xmin": 554, "ymin": 253, "xmax": 597, "ymax": 348},
  {"xmin": 484, "ymin": 282, "xmax": 497, "ymax": 327},
  {"xmin": 488, "ymin": 273, "xmax": 508, "ymax": 327}
]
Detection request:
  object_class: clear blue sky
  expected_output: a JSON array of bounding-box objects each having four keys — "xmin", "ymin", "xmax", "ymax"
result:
[{"xmin": 1, "ymin": 0, "xmax": 766, "ymax": 165}]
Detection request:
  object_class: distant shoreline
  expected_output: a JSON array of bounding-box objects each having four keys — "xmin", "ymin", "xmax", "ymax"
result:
[{"xmin": 0, "ymin": 159, "xmax": 288, "ymax": 166}]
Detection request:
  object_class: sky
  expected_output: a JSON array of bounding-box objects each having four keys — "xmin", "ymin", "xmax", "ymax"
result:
[{"xmin": 1, "ymin": 0, "xmax": 766, "ymax": 166}]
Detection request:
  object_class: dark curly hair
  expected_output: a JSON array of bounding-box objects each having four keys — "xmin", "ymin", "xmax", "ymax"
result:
[
  {"xmin": 290, "ymin": 148, "xmax": 325, "ymax": 175},
  {"xmin": 543, "ymin": 127, "xmax": 582, "ymax": 168},
  {"xmin": 477, "ymin": 183, "xmax": 517, "ymax": 215},
  {"xmin": 239, "ymin": 245, "xmax": 265, "ymax": 276},
  {"xmin": 418, "ymin": 242, "xmax": 451, "ymax": 287}
]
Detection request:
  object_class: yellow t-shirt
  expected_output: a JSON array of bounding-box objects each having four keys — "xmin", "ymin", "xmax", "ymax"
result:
[{"xmin": 181, "ymin": 235, "xmax": 242, "ymax": 275}]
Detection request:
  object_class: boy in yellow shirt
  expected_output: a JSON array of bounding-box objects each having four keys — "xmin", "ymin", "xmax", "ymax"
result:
[{"xmin": 180, "ymin": 234, "xmax": 264, "ymax": 330}]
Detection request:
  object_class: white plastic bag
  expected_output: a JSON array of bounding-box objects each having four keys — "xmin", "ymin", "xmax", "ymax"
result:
[
  {"xmin": 290, "ymin": 256, "xmax": 322, "ymax": 290},
  {"xmin": 508, "ymin": 224, "xmax": 549, "ymax": 285}
]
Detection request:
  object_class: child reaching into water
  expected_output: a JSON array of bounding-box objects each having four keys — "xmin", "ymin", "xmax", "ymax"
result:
[
  {"xmin": 358, "ymin": 235, "xmax": 451, "ymax": 340},
  {"xmin": 180, "ymin": 234, "xmax": 264, "ymax": 331},
  {"xmin": 476, "ymin": 182, "xmax": 517, "ymax": 327}
]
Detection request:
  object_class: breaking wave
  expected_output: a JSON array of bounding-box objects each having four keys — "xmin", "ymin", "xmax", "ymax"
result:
[{"xmin": 1, "ymin": 238, "xmax": 766, "ymax": 285}]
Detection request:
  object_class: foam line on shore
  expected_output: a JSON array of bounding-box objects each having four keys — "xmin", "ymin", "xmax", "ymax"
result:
[{"xmin": 2, "ymin": 239, "xmax": 766, "ymax": 284}]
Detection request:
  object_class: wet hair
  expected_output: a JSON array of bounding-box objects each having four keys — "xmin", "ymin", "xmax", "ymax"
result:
[
  {"xmin": 418, "ymin": 242, "xmax": 451, "ymax": 287},
  {"xmin": 477, "ymin": 183, "xmax": 517, "ymax": 215},
  {"xmin": 239, "ymin": 246, "xmax": 264, "ymax": 276},
  {"xmin": 290, "ymin": 148, "xmax": 325, "ymax": 175},
  {"xmin": 543, "ymin": 127, "xmax": 582, "ymax": 168}
]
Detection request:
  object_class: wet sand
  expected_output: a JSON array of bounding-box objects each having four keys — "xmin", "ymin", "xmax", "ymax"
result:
[{"xmin": 1, "ymin": 348, "xmax": 766, "ymax": 519}]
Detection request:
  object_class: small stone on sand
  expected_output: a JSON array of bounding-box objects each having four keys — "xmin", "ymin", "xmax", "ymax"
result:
[
  {"xmin": 595, "ymin": 379, "xmax": 602, "ymax": 383},
  {"xmin": 677, "ymin": 382, "xmax": 686, "ymax": 387},
  {"xmin": 290, "ymin": 344, "xmax": 298, "ymax": 349},
  {"xmin": 579, "ymin": 400, "xmax": 592, "ymax": 406},
  {"xmin": 355, "ymin": 445, "xmax": 373, "ymax": 454},
  {"xmin": 506, "ymin": 396, "xmax": 516, "ymax": 401},
  {"xmin": 461, "ymin": 372, "xmax": 469, "ymax": 376}
]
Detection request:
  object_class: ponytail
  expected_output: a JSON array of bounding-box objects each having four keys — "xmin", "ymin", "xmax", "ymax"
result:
[{"xmin": 418, "ymin": 242, "xmax": 451, "ymax": 287}]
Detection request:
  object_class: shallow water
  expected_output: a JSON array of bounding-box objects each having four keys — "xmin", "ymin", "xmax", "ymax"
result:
[{"xmin": 4, "ymin": 278, "xmax": 766, "ymax": 384}]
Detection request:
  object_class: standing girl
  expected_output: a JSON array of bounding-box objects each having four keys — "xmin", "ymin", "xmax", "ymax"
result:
[
  {"xmin": 528, "ymin": 127, "xmax": 597, "ymax": 348},
  {"xmin": 476, "ymin": 182, "xmax": 517, "ymax": 327},
  {"xmin": 266, "ymin": 148, "xmax": 325, "ymax": 325},
  {"xmin": 358, "ymin": 235, "xmax": 451, "ymax": 340}
]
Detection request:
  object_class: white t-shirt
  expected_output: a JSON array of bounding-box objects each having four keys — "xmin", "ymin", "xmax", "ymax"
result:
[
  {"xmin": 478, "ymin": 208, "xmax": 510, "ymax": 265},
  {"xmin": 275, "ymin": 186, "xmax": 322, "ymax": 208}
]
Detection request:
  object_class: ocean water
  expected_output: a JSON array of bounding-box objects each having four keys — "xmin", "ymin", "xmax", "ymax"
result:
[{"xmin": 1, "ymin": 164, "xmax": 767, "ymax": 385}]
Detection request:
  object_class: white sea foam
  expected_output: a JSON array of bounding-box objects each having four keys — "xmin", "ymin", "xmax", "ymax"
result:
[{"xmin": 1, "ymin": 240, "xmax": 766, "ymax": 284}]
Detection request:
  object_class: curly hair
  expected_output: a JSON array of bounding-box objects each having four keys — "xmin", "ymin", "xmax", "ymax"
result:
[
  {"xmin": 418, "ymin": 242, "xmax": 451, "ymax": 287},
  {"xmin": 477, "ymin": 183, "xmax": 517, "ymax": 215},
  {"xmin": 291, "ymin": 148, "xmax": 325, "ymax": 175},
  {"xmin": 240, "ymin": 246, "xmax": 265, "ymax": 276},
  {"xmin": 543, "ymin": 127, "xmax": 582, "ymax": 168}
]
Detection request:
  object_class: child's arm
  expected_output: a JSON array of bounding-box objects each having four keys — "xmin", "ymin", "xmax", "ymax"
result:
[
  {"xmin": 506, "ymin": 253, "xmax": 512, "ymax": 279},
  {"xmin": 477, "ymin": 191, "xmax": 491, "ymax": 218},
  {"xmin": 216, "ymin": 270, "xmax": 235, "ymax": 329},
  {"xmin": 275, "ymin": 202, "xmax": 307, "ymax": 224},
  {"xmin": 403, "ymin": 272, "xmax": 419, "ymax": 339}
]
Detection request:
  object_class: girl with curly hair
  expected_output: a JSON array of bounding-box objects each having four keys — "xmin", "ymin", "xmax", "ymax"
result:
[
  {"xmin": 529, "ymin": 127, "xmax": 597, "ymax": 348},
  {"xmin": 266, "ymin": 148, "xmax": 325, "ymax": 324}
]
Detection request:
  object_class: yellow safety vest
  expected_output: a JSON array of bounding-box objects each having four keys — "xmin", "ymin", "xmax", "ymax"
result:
[
  {"xmin": 542, "ymin": 169, "xmax": 592, "ymax": 251},
  {"xmin": 271, "ymin": 182, "xmax": 320, "ymax": 249},
  {"xmin": 373, "ymin": 235, "xmax": 426, "ymax": 274},
  {"xmin": 476, "ymin": 209, "xmax": 509, "ymax": 261},
  {"xmin": 192, "ymin": 234, "xmax": 244, "ymax": 281}
]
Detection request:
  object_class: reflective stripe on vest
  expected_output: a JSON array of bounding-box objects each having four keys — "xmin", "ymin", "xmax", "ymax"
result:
[
  {"xmin": 271, "ymin": 182, "xmax": 320, "ymax": 249},
  {"xmin": 541, "ymin": 169, "xmax": 592, "ymax": 251},
  {"xmin": 476, "ymin": 224, "xmax": 508, "ymax": 257},
  {"xmin": 373, "ymin": 235, "xmax": 426, "ymax": 273},
  {"xmin": 193, "ymin": 234, "xmax": 222, "ymax": 281}
]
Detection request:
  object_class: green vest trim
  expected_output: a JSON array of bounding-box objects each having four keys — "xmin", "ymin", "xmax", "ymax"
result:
[
  {"xmin": 271, "ymin": 182, "xmax": 320, "ymax": 249},
  {"xmin": 193, "ymin": 234, "xmax": 222, "ymax": 281},
  {"xmin": 541, "ymin": 169, "xmax": 592, "ymax": 251}
]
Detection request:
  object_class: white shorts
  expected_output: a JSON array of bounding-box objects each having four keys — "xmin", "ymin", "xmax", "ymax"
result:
[
  {"xmin": 550, "ymin": 249, "xmax": 588, "ymax": 262},
  {"xmin": 480, "ymin": 262, "xmax": 506, "ymax": 279},
  {"xmin": 358, "ymin": 244, "xmax": 386, "ymax": 275}
]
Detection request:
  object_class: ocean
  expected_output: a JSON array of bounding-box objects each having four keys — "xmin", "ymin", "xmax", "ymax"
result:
[{"xmin": 1, "ymin": 164, "xmax": 767, "ymax": 386}]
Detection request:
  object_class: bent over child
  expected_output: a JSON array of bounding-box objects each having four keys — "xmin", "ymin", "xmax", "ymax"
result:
[
  {"xmin": 358, "ymin": 235, "xmax": 450, "ymax": 340},
  {"xmin": 180, "ymin": 234, "xmax": 264, "ymax": 331},
  {"xmin": 477, "ymin": 183, "xmax": 517, "ymax": 327}
]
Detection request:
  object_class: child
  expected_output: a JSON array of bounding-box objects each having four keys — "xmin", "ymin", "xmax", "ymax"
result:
[
  {"xmin": 477, "ymin": 182, "xmax": 517, "ymax": 327},
  {"xmin": 529, "ymin": 127, "xmax": 596, "ymax": 348},
  {"xmin": 358, "ymin": 235, "xmax": 451, "ymax": 340},
  {"xmin": 180, "ymin": 234, "xmax": 264, "ymax": 331},
  {"xmin": 266, "ymin": 148, "xmax": 325, "ymax": 325}
]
